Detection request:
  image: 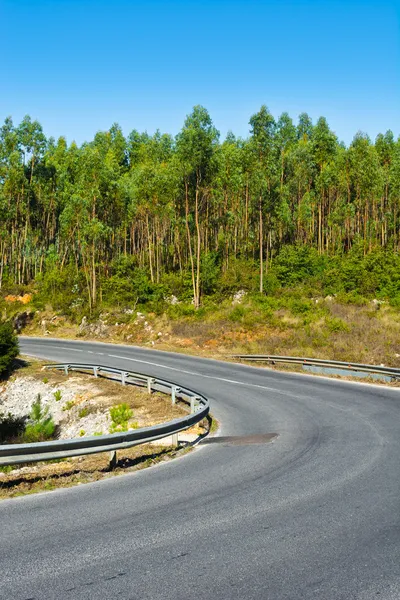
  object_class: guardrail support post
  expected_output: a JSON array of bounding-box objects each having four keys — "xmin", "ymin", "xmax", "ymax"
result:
[
  {"xmin": 64, "ymin": 365, "xmax": 69, "ymax": 376},
  {"xmin": 109, "ymin": 450, "xmax": 117, "ymax": 470},
  {"xmin": 147, "ymin": 377, "xmax": 155, "ymax": 394},
  {"xmin": 172, "ymin": 433, "xmax": 178, "ymax": 446},
  {"xmin": 121, "ymin": 372, "xmax": 129, "ymax": 386},
  {"xmin": 171, "ymin": 386, "xmax": 180, "ymax": 405},
  {"xmin": 93, "ymin": 366, "xmax": 99, "ymax": 378},
  {"xmin": 190, "ymin": 396, "xmax": 199, "ymax": 414}
]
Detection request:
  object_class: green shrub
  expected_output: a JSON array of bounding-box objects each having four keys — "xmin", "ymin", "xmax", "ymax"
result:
[
  {"xmin": 78, "ymin": 407, "xmax": 89, "ymax": 418},
  {"xmin": 62, "ymin": 400, "xmax": 75, "ymax": 411},
  {"xmin": 109, "ymin": 403, "xmax": 134, "ymax": 433},
  {"xmin": 0, "ymin": 321, "xmax": 19, "ymax": 377},
  {"xmin": 228, "ymin": 305, "xmax": 246, "ymax": 322},
  {"xmin": 53, "ymin": 389, "xmax": 62, "ymax": 402},
  {"xmin": 325, "ymin": 317, "xmax": 350, "ymax": 333},
  {"xmin": 43, "ymin": 377, "xmax": 49, "ymax": 384},
  {"xmin": 23, "ymin": 394, "xmax": 56, "ymax": 442},
  {"xmin": 0, "ymin": 412, "xmax": 26, "ymax": 443}
]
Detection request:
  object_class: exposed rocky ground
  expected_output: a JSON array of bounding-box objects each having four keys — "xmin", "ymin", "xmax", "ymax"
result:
[
  {"xmin": 0, "ymin": 375, "xmax": 111, "ymax": 439},
  {"xmin": 0, "ymin": 360, "xmax": 210, "ymax": 498}
]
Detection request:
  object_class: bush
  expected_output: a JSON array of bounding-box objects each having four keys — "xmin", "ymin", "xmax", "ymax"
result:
[
  {"xmin": 0, "ymin": 412, "xmax": 26, "ymax": 443},
  {"xmin": 109, "ymin": 403, "xmax": 135, "ymax": 433},
  {"xmin": 23, "ymin": 394, "xmax": 56, "ymax": 442},
  {"xmin": 0, "ymin": 321, "xmax": 19, "ymax": 377},
  {"xmin": 325, "ymin": 317, "xmax": 350, "ymax": 333},
  {"xmin": 53, "ymin": 389, "xmax": 62, "ymax": 402}
]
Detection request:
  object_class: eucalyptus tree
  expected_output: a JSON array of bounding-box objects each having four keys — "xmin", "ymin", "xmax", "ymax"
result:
[
  {"xmin": 249, "ymin": 105, "xmax": 276, "ymax": 291},
  {"xmin": 176, "ymin": 106, "xmax": 219, "ymax": 307}
]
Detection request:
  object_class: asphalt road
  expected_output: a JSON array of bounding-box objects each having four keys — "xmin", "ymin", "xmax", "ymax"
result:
[{"xmin": 1, "ymin": 337, "xmax": 400, "ymax": 600}]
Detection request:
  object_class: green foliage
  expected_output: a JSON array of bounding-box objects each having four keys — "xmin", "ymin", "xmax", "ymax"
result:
[
  {"xmin": 23, "ymin": 394, "xmax": 56, "ymax": 443},
  {"xmin": 273, "ymin": 245, "xmax": 327, "ymax": 287},
  {"xmin": 78, "ymin": 407, "xmax": 89, "ymax": 418},
  {"xmin": 42, "ymin": 377, "xmax": 49, "ymax": 384},
  {"xmin": 0, "ymin": 321, "xmax": 19, "ymax": 377},
  {"xmin": 103, "ymin": 260, "xmax": 165, "ymax": 307},
  {"xmin": 62, "ymin": 400, "xmax": 75, "ymax": 411},
  {"xmin": 0, "ymin": 412, "xmax": 26, "ymax": 443},
  {"xmin": 2, "ymin": 110, "xmax": 400, "ymax": 314},
  {"xmin": 53, "ymin": 389, "xmax": 62, "ymax": 402},
  {"xmin": 109, "ymin": 403, "xmax": 135, "ymax": 433},
  {"xmin": 325, "ymin": 317, "xmax": 350, "ymax": 333}
]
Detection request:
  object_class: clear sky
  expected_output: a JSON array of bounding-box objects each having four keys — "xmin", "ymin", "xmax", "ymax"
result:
[{"xmin": 1, "ymin": 0, "xmax": 399, "ymax": 146}]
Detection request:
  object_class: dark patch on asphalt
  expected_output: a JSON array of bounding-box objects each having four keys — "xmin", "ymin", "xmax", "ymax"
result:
[{"xmin": 200, "ymin": 433, "xmax": 278, "ymax": 446}]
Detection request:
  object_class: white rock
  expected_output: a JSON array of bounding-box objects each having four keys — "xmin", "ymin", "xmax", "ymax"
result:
[{"xmin": 232, "ymin": 290, "xmax": 247, "ymax": 305}]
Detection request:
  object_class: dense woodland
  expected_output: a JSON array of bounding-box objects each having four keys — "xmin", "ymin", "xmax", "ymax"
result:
[{"xmin": 1, "ymin": 105, "xmax": 400, "ymax": 314}]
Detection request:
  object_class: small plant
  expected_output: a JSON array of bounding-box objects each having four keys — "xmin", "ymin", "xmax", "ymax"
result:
[
  {"xmin": 0, "ymin": 465, "xmax": 14, "ymax": 474},
  {"xmin": 79, "ymin": 429, "xmax": 85, "ymax": 437},
  {"xmin": 23, "ymin": 394, "xmax": 56, "ymax": 443},
  {"xmin": 62, "ymin": 400, "xmax": 75, "ymax": 411},
  {"xmin": 78, "ymin": 407, "xmax": 89, "ymax": 419},
  {"xmin": 43, "ymin": 377, "xmax": 49, "ymax": 384},
  {"xmin": 109, "ymin": 403, "xmax": 134, "ymax": 433},
  {"xmin": 53, "ymin": 389, "xmax": 62, "ymax": 402},
  {"xmin": 93, "ymin": 431, "xmax": 103, "ymax": 436},
  {"xmin": 325, "ymin": 317, "xmax": 350, "ymax": 333}
]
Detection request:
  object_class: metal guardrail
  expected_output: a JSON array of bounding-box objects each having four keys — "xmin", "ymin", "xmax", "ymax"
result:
[
  {"xmin": 0, "ymin": 363, "xmax": 210, "ymax": 467},
  {"xmin": 232, "ymin": 354, "xmax": 400, "ymax": 381}
]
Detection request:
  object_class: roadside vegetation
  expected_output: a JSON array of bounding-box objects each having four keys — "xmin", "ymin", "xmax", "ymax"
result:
[
  {"xmin": 1, "ymin": 107, "xmax": 400, "ymax": 365},
  {"xmin": 0, "ymin": 359, "xmax": 208, "ymax": 498},
  {"xmin": 0, "ymin": 321, "xmax": 19, "ymax": 377}
]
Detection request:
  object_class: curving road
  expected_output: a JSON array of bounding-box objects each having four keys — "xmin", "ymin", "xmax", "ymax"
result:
[{"xmin": 1, "ymin": 337, "xmax": 400, "ymax": 599}]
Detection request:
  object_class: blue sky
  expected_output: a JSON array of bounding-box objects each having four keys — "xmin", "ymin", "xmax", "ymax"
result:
[{"xmin": 1, "ymin": 0, "xmax": 399, "ymax": 146}]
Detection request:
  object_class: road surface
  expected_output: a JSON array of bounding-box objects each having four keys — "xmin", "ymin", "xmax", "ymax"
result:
[{"xmin": 1, "ymin": 337, "xmax": 400, "ymax": 599}]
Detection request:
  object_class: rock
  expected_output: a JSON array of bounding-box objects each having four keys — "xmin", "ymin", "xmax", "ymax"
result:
[
  {"xmin": 79, "ymin": 316, "xmax": 108, "ymax": 338},
  {"xmin": 165, "ymin": 295, "xmax": 179, "ymax": 305},
  {"xmin": 13, "ymin": 310, "xmax": 34, "ymax": 333},
  {"xmin": 232, "ymin": 290, "xmax": 247, "ymax": 305},
  {"xmin": 79, "ymin": 316, "xmax": 88, "ymax": 333}
]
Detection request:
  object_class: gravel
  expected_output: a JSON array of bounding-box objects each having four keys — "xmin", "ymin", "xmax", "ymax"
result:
[{"xmin": 0, "ymin": 376, "xmax": 111, "ymax": 439}]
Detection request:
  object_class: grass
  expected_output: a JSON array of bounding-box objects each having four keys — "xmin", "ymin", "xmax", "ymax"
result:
[
  {"xmin": 19, "ymin": 293, "xmax": 400, "ymax": 368},
  {"xmin": 62, "ymin": 400, "xmax": 75, "ymax": 411},
  {"xmin": 53, "ymin": 389, "xmax": 62, "ymax": 402}
]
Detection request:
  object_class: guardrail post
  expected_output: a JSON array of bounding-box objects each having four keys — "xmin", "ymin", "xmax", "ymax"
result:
[
  {"xmin": 190, "ymin": 396, "xmax": 199, "ymax": 414},
  {"xmin": 109, "ymin": 450, "xmax": 117, "ymax": 470},
  {"xmin": 93, "ymin": 366, "xmax": 99, "ymax": 378},
  {"xmin": 147, "ymin": 377, "xmax": 155, "ymax": 394},
  {"xmin": 171, "ymin": 386, "xmax": 180, "ymax": 405},
  {"xmin": 172, "ymin": 433, "xmax": 178, "ymax": 446},
  {"xmin": 64, "ymin": 365, "xmax": 70, "ymax": 376},
  {"xmin": 121, "ymin": 372, "xmax": 129, "ymax": 386}
]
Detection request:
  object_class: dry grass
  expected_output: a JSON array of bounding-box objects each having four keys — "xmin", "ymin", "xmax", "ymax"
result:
[
  {"xmin": 0, "ymin": 443, "xmax": 188, "ymax": 499},
  {"xmin": 20, "ymin": 299, "xmax": 400, "ymax": 368}
]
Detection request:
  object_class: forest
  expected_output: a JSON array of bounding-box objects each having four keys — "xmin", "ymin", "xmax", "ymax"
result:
[{"xmin": 1, "ymin": 105, "xmax": 400, "ymax": 317}]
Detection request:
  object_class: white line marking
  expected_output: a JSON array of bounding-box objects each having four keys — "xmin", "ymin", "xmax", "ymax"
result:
[
  {"xmin": 107, "ymin": 353, "xmax": 298, "ymax": 397},
  {"xmin": 59, "ymin": 347, "xmax": 83, "ymax": 352}
]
